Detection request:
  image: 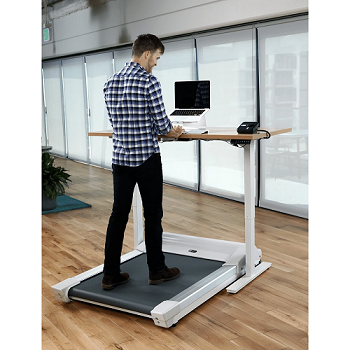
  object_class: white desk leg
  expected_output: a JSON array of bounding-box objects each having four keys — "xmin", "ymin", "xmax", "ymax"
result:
[
  {"xmin": 227, "ymin": 141, "xmax": 271, "ymax": 293},
  {"xmin": 132, "ymin": 184, "xmax": 144, "ymax": 249}
]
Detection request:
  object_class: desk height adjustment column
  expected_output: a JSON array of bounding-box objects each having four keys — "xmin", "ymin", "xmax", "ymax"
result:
[
  {"xmin": 226, "ymin": 140, "xmax": 271, "ymax": 293},
  {"xmin": 244, "ymin": 140, "xmax": 256, "ymax": 277}
]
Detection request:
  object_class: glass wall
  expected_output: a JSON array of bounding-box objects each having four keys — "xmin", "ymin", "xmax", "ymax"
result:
[
  {"xmin": 196, "ymin": 29, "xmax": 256, "ymax": 200},
  {"xmin": 258, "ymin": 19, "xmax": 308, "ymax": 218},
  {"xmin": 61, "ymin": 57, "xmax": 89, "ymax": 162},
  {"xmin": 42, "ymin": 80, "xmax": 48, "ymax": 146},
  {"xmin": 42, "ymin": 16, "xmax": 308, "ymax": 218},
  {"xmin": 42, "ymin": 60, "xmax": 66, "ymax": 156},
  {"xmin": 85, "ymin": 52, "xmax": 114, "ymax": 168},
  {"xmin": 153, "ymin": 39, "xmax": 198, "ymax": 189}
]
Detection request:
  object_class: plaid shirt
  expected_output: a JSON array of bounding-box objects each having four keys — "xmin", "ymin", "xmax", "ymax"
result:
[{"xmin": 103, "ymin": 62, "xmax": 173, "ymax": 167}]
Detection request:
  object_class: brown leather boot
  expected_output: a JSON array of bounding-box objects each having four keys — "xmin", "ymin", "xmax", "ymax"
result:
[
  {"xmin": 149, "ymin": 266, "xmax": 180, "ymax": 285},
  {"xmin": 102, "ymin": 272, "xmax": 130, "ymax": 290}
]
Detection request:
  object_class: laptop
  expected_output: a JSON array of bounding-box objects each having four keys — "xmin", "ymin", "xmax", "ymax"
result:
[{"xmin": 169, "ymin": 81, "xmax": 210, "ymax": 133}]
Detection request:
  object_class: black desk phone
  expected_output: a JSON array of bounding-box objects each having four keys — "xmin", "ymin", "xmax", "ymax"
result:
[{"xmin": 237, "ymin": 122, "xmax": 259, "ymax": 134}]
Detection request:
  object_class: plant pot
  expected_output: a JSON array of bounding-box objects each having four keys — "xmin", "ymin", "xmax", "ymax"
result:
[{"xmin": 42, "ymin": 191, "xmax": 57, "ymax": 211}]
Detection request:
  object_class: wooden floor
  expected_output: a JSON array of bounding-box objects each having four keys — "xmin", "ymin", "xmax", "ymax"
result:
[{"xmin": 42, "ymin": 157, "xmax": 308, "ymax": 350}]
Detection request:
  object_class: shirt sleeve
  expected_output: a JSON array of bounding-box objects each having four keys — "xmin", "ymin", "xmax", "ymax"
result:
[
  {"xmin": 147, "ymin": 76, "xmax": 173, "ymax": 135},
  {"xmin": 103, "ymin": 79, "xmax": 114, "ymax": 127}
]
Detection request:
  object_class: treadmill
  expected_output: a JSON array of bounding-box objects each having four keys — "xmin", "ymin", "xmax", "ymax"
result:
[{"xmin": 52, "ymin": 138, "xmax": 272, "ymax": 328}]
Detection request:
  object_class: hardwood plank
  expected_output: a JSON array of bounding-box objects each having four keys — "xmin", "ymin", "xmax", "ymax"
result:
[
  {"xmin": 42, "ymin": 333, "xmax": 59, "ymax": 350},
  {"xmin": 184, "ymin": 314, "xmax": 241, "ymax": 350},
  {"xmin": 222, "ymin": 297, "xmax": 306, "ymax": 339},
  {"xmin": 169, "ymin": 321, "xmax": 223, "ymax": 350},
  {"xmin": 42, "ymin": 295, "xmax": 59, "ymax": 316},
  {"xmin": 45, "ymin": 311, "xmax": 100, "ymax": 350},
  {"xmin": 42, "ymin": 256, "xmax": 75, "ymax": 282},
  {"xmin": 42, "ymin": 316, "xmax": 76, "ymax": 350},
  {"xmin": 190, "ymin": 303, "xmax": 240, "ymax": 340},
  {"xmin": 248, "ymin": 283, "xmax": 307, "ymax": 313},
  {"xmin": 255, "ymin": 228, "xmax": 308, "ymax": 260},
  {"xmin": 248, "ymin": 287, "xmax": 308, "ymax": 321},
  {"xmin": 257, "ymin": 276, "xmax": 308, "ymax": 305},
  {"xmin": 89, "ymin": 332, "xmax": 125, "ymax": 350},
  {"xmin": 227, "ymin": 319, "xmax": 287, "ymax": 350},
  {"xmin": 262, "ymin": 247, "xmax": 308, "ymax": 274},
  {"xmin": 268, "ymin": 266, "xmax": 308, "ymax": 288},
  {"xmin": 265, "ymin": 329, "xmax": 308, "ymax": 350},
  {"xmin": 267, "ymin": 308, "xmax": 308, "ymax": 333},
  {"xmin": 232, "ymin": 335, "xmax": 277, "ymax": 350},
  {"xmin": 134, "ymin": 316, "xmax": 197, "ymax": 350},
  {"xmin": 42, "ymin": 273, "xmax": 62, "ymax": 307},
  {"xmin": 101, "ymin": 309, "xmax": 173, "ymax": 350},
  {"xmin": 90, "ymin": 316, "xmax": 134, "ymax": 345},
  {"xmin": 232, "ymin": 287, "xmax": 276, "ymax": 313},
  {"xmin": 76, "ymin": 304, "xmax": 134, "ymax": 346},
  {"xmin": 118, "ymin": 339, "xmax": 148, "ymax": 350},
  {"xmin": 57, "ymin": 302, "xmax": 106, "ymax": 338},
  {"xmin": 216, "ymin": 292, "xmax": 307, "ymax": 343}
]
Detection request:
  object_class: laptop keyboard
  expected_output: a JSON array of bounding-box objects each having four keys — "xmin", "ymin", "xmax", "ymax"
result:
[{"xmin": 170, "ymin": 109, "xmax": 205, "ymax": 116}]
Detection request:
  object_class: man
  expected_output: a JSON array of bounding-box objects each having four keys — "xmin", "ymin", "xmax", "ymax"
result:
[{"xmin": 101, "ymin": 34, "xmax": 184, "ymax": 290}]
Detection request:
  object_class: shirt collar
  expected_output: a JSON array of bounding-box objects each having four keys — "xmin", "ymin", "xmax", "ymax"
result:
[{"xmin": 127, "ymin": 61, "xmax": 147, "ymax": 73}]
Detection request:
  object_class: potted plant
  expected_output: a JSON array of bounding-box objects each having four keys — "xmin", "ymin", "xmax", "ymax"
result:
[{"xmin": 42, "ymin": 152, "xmax": 71, "ymax": 211}]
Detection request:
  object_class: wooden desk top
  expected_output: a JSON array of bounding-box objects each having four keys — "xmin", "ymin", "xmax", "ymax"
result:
[{"xmin": 88, "ymin": 127, "xmax": 292, "ymax": 140}]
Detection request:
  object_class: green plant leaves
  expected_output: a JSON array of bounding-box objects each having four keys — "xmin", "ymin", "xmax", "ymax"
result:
[{"xmin": 42, "ymin": 153, "xmax": 71, "ymax": 199}]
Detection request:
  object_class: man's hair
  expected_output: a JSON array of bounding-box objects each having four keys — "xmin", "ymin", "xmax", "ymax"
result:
[{"xmin": 132, "ymin": 34, "xmax": 165, "ymax": 57}]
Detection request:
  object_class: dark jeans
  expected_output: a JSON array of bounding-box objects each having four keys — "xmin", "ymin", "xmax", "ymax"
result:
[{"xmin": 103, "ymin": 153, "xmax": 166, "ymax": 276}]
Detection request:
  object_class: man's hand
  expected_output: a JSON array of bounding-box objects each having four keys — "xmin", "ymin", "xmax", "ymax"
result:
[{"xmin": 165, "ymin": 125, "xmax": 185, "ymax": 138}]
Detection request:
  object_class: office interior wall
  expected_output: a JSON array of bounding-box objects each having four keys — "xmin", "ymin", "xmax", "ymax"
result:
[
  {"xmin": 42, "ymin": 15, "xmax": 308, "ymax": 218},
  {"xmin": 42, "ymin": 0, "xmax": 308, "ymax": 60}
]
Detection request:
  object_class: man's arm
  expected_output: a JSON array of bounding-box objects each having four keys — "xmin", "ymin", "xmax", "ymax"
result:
[{"xmin": 147, "ymin": 76, "xmax": 184, "ymax": 138}]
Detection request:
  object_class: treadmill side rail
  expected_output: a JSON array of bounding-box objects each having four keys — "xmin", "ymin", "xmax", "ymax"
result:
[
  {"xmin": 51, "ymin": 264, "xmax": 104, "ymax": 302},
  {"xmin": 52, "ymin": 278, "xmax": 80, "ymax": 302},
  {"xmin": 151, "ymin": 301, "xmax": 181, "ymax": 328},
  {"xmin": 151, "ymin": 265, "xmax": 238, "ymax": 328}
]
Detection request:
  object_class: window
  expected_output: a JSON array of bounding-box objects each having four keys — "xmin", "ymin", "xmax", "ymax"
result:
[
  {"xmin": 85, "ymin": 52, "xmax": 114, "ymax": 168},
  {"xmin": 258, "ymin": 19, "xmax": 308, "ymax": 218},
  {"xmin": 196, "ymin": 29, "xmax": 256, "ymax": 200},
  {"xmin": 42, "ymin": 61, "xmax": 65, "ymax": 156},
  {"xmin": 153, "ymin": 39, "xmax": 198, "ymax": 189},
  {"xmin": 61, "ymin": 57, "xmax": 89, "ymax": 162}
]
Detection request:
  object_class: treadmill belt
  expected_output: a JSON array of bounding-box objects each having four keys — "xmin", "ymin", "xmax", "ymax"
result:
[{"xmin": 69, "ymin": 252, "xmax": 224, "ymax": 315}]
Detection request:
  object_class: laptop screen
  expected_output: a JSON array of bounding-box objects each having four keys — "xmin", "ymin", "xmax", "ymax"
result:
[{"xmin": 175, "ymin": 81, "xmax": 210, "ymax": 109}]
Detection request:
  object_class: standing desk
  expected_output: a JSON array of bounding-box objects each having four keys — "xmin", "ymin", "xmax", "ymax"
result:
[{"xmin": 52, "ymin": 127, "xmax": 291, "ymax": 328}]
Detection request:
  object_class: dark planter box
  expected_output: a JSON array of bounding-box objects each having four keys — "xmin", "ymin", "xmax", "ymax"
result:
[{"xmin": 42, "ymin": 191, "xmax": 57, "ymax": 211}]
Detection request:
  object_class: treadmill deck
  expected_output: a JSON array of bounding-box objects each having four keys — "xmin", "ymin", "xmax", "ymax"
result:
[{"xmin": 68, "ymin": 252, "xmax": 224, "ymax": 315}]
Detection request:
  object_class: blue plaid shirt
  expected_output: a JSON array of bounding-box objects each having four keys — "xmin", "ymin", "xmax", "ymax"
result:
[{"xmin": 103, "ymin": 62, "xmax": 173, "ymax": 167}]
